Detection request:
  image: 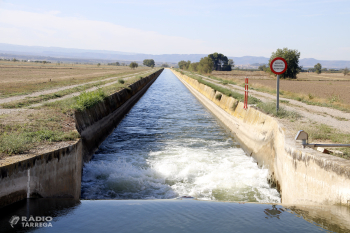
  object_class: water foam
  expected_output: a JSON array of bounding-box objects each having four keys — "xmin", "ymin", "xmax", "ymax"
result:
[{"xmin": 81, "ymin": 69, "xmax": 280, "ymax": 203}]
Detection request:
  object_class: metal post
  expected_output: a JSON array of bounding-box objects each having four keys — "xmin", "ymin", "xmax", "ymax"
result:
[{"xmin": 276, "ymin": 74, "xmax": 280, "ymax": 112}]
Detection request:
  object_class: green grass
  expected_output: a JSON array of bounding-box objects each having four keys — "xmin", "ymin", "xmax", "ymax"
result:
[
  {"xmin": 73, "ymin": 89, "xmax": 107, "ymax": 111},
  {"xmin": 256, "ymin": 101, "xmax": 301, "ymax": 121},
  {"xmin": 215, "ymin": 93, "xmax": 222, "ymax": 100},
  {"xmin": 187, "ymin": 73, "xmax": 261, "ymax": 104},
  {"xmin": 303, "ymin": 123, "xmax": 350, "ymax": 159}
]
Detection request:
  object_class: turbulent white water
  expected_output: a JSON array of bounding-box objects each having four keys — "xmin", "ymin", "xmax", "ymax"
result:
[{"xmin": 81, "ymin": 70, "xmax": 280, "ymax": 203}]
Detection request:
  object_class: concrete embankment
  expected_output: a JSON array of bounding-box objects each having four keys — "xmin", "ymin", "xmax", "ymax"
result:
[
  {"xmin": 75, "ymin": 68, "xmax": 163, "ymax": 162},
  {"xmin": 171, "ymin": 69, "xmax": 350, "ymax": 206},
  {"xmin": 0, "ymin": 69, "xmax": 163, "ymax": 208}
]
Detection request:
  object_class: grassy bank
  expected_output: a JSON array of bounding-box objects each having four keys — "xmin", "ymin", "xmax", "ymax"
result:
[{"xmin": 0, "ymin": 69, "xmax": 160, "ymax": 157}]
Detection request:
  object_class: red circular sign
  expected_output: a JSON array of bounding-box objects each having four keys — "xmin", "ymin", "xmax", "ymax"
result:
[{"xmin": 270, "ymin": 57, "xmax": 287, "ymax": 75}]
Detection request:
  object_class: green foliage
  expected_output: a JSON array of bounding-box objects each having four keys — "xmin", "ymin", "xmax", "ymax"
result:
[
  {"xmin": 178, "ymin": 60, "xmax": 191, "ymax": 70},
  {"xmin": 108, "ymin": 62, "xmax": 120, "ymax": 66},
  {"xmin": 208, "ymin": 52, "xmax": 232, "ymax": 71},
  {"xmin": 197, "ymin": 57, "xmax": 214, "ymax": 74},
  {"xmin": 258, "ymin": 64, "xmax": 268, "ymax": 71},
  {"xmin": 0, "ymin": 132, "xmax": 31, "ymax": 154},
  {"xmin": 189, "ymin": 62, "xmax": 200, "ymax": 72},
  {"xmin": 161, "ymin": 63, "xmax": 169, "ymax": 68},
  {"xmin": 269, "ymin": 48, "xmax": 302, "ymax": 79},
  {"xmin": 256, "ymin": 102, "xmax": 301, "ymax": 120},
  {"xmin": 97, "ymin": 63, "xmax": 101, "ymax": 67},
  {"xmin": 129, "ymin": 62, "xmax": 138, "ymax": 69},
  {"xmin": 188, "ymin": 74, "xmax": 260, "ymax": 104},
  {"xmin": 343, "ymin": 67, "xmax": 349, "ymax": 76},
  {"xmin": 143, "ymin": 59, "xmax": 155, "ymax": 68},
  {"xmin": 215, "ymin": 93, "xmax": 222, "ymax": 100},
  {"xmin": 118, "ymin": 79, "xmax": 125, "ymax": 84},
  {"xmin": 228, "ymin": 59, "xmax": 234, "ymax": 69},
  {"xmin": 314, "ymin": 63, "xmax": 322, "ymax": 74},
  {"xmin": 0, "ymin": 129, "xmax": 80, "ymax": 155},
  {"xmin": 74, "ymin": 89, "xmax": 106, "ymax": 111}
]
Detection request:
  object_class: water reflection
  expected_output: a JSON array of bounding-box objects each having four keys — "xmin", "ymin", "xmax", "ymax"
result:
[
  {"xmin": 1, "ymin": 199, "xmax": 349, "ymax": 232},
  {"xmin": 264, "ymin": 205, "xmax": 284, "ymax": 219},
  {"xmin": 0, "ymin": 198, "xmax": 80, "ymax": 232}
]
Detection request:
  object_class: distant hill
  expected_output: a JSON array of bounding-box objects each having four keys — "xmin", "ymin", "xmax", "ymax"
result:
[{"xmin": 0, "ymin": 43, "xmax": 349, "ymax": 68}]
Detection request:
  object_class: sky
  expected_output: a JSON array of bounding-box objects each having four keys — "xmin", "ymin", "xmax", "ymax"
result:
[{"xmin": 0, "ymin": 0, "xmax": 349, "ymax": 60}]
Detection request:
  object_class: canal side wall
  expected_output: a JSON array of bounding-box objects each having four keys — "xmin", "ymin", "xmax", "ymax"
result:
[
  {"xmin": 0, "ymin": 140, "xmax": 82, "ymax": 208},
  {"xmin": 0, "ymin": 69, "xmax": 163, "ymax": 208},
  {"xmin": 171, "ymin": 69, "xmax": 350, "ymax": 206},
  {"xmin": 75, "ymin": 68, "xmax": 163, "ymax": 162}
]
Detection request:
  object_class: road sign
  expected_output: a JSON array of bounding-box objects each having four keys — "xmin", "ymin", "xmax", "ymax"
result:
[
  {"xmin": 270, "ymin": 57, "xmax": 287, "ymax": 75},
  {"xmin": 269, "ymin": 57, "xmax": 287, "ymax": 112},
  {"xmin": 244, "ymin": 77, "xmax": 248, "ymax": 110}
]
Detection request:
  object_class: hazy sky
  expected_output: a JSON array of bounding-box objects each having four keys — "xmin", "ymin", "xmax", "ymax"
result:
[{"xmin": 0, "ymin": 0, "xmax": 349, "ymax": 59}]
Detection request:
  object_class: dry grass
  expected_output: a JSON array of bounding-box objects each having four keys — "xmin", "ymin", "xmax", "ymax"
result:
[
  {"xmin": 0, "ymin": 66, "xmax": 159, "ymax": 157},
  {"xmin": 0, "ymin": 61, "xmax": 150, "ymax": 97},
  {"xmin": 211, "ymin": 70, "xmax": 350, "ymax": 112}
]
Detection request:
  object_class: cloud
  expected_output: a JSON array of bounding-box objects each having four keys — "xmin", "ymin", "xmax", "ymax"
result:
[{"xmin": 0, "ymin": 9, "xmax": 214, "ymax": 54}]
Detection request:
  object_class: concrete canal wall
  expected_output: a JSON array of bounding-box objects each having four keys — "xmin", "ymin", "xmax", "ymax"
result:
[
  {"xmin": 75, "ymin": 68, "xmax": 163, "ymax": 162},
  {"xmin": 0, "ymin": 69, "xmax": 163, "ymax": 208},
  {"xmin": 171, "ymin": 69, "xmax": 350, "ymax": 206}
]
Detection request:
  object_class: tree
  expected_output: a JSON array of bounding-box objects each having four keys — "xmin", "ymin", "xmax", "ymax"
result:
[
  {"xmin": 344, "ymin": 67, "xmax": 349, "ymax": 76},
  {"xmin": 269, "ymin": 48, "xmax": 302, "ymax": 79},
  {"xmin": 178, "ymin": 60, "xmax": 191, "ymax": 70},
  {"xmin": 197, "ymin": 57, "xmax": 213, "ymax": 74},
  {"xmin": 143, "ymin": 59, "xmax": 155, "ymax": 68},
  {"xmin": 97, "ymin": 63, "xmax": 101, "ymax": 67},
  {"xmin": 189, "ymin": 62, "xmax": 199, "ymax": 72},
  {"xmin": 208, "ymin": 52, "xmax": 231, "ymax": 71},
  {"xmin": 314, "ymin": 63, "xmax": 322, "ymax": 74},
  {"xmin": 258, "ymin": 64, "xmax": 267, "ymax": 71},
  {"xmin": 161, "ymin": 63, "xmax": 169, "ymax": 68},
  {"xmin": 129, "ymin": 62, "xmax": 138, "ymax": 69},
  {"xmin": 228, "ymin": 59, "xmax": 234, "ymax": 69}
]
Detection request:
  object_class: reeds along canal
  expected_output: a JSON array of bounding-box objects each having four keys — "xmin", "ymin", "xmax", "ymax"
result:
[{"xmin": 81, "ymin": 69, "xmax": 281, "ymax": 202}]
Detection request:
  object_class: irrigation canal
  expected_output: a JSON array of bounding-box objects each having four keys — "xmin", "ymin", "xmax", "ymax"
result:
[{"xmin": 0, "ymin": 69, "xmax": 345, "ymax": 232}]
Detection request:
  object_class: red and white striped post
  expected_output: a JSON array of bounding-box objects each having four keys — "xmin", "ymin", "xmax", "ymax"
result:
[{"xmin": 244, "ymin": 77, "xmax": 248, "ymax": 110}]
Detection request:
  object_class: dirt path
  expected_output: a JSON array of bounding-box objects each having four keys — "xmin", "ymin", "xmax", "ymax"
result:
[
  {"xmin": 190, "ymin": 72, "xmax": 350, "ymax": 133},
  {"xmin": 0, "ymin": 70, "xmax": 153, "ymax": 115},
  {"xmin": 0, "ymin": 70, "xmax": 149, "ymax": 105}
]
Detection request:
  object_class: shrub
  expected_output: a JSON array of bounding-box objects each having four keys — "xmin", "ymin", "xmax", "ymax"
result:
[
  {"xmin": 0, "ymin": 132, "xmax": 32, "ymax": 154},
  {"xmin": 215, "ymin": 93, "xmax": 222, "ymax": 100},
  {"xmin": 74, "ymin": 89, "xmax": 106, "ymax": 111}
]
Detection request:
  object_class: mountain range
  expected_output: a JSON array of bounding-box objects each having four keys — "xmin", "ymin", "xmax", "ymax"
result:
[{"xmin": 0, "ymin": 43, "xmax": 349, "ymax": 68}]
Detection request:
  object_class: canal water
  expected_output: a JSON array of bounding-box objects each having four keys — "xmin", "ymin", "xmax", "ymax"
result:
[
  {"xmin": 81, "ymin": 69, "xmax": 280, "ymax": 202},
  {"xmin": 1, "ymin": 69, "xmax": 349, "ymax": 232}
]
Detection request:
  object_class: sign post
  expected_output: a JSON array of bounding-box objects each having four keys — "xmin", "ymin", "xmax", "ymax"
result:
[
  {"xmin": 244, "ymin": 77, "xmax": 248, "ymax": 110},
  {"xmin": 270, "ymin": 57, "xmax": 287, "ymax": 112}
]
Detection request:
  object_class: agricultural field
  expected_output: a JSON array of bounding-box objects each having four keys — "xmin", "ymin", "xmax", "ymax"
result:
[
  {"xmin": 0, "ymin": 61, "xmax": 155, "ymax": 161},
  {"xmin": 0, "ymin": 61, "xmax": 150, "ymax": 97},
  {"xmin": 212, "ymin": 70, "xmax": 350, "ymax": 111}
]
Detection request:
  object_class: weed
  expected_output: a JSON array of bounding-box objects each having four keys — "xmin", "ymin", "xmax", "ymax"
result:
[
  {"xmin": 74, "ymin": 89, "xmax": 106, "ymax": 111},
  {"xmin": 281, "ymin": 100, "xmax": 289, "ymax": 104},
  {"xmin": 0, "ymin": 132, "xmax": 32, "ymax": 154},
  {"xmin": 215, "ymin": 93, "xmax": 222, "ymax": 100},
  {"xmin": 118, "ymin": 79, "xmax": 125, "ymax": 84},
  {"xmin": 256, "ymin": 102, "xmax": 301, "ymax": 120},
  {"xmin": 187, "ymin": 74, "xmax": 260, "ymax": 104},
  {"xmin": 308, "ymin": 93, "xmax": 314, "ymax": 100},
  {"xmin": 328, "ymin": 94, "xmax": 340, "ymax": 103}
]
